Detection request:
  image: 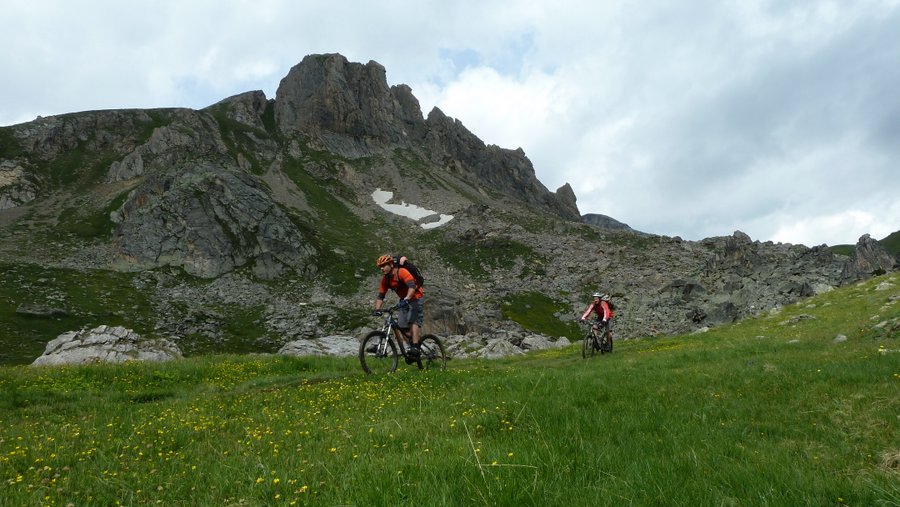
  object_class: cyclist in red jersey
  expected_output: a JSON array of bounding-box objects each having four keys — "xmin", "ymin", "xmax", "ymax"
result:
[
  {"xmin": 373, "ymin": 254, "xmax": 425, "ymax": 357},
  {"xmin": 580, "ymin": 292, "xmax": 614, "ymax": 350}
]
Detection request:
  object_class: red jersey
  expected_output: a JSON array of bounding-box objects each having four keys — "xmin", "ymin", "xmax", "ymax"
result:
[
  {"xmin": 378, "ymin": 267, "xmax": 424, "ymax": 300},
  {"xmin": 581, "ymin": 300, "xmax": 613, "ymax": 321}
]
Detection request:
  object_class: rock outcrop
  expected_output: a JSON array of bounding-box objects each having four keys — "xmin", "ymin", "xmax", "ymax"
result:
[
  {"xmin": 112, "ymin": 162, "xmax": 316, "ymax": 279},
  {"xmin": 32, "ymin": 325, "xmax": 182, "ymax": 366},
  {"xmin": 843, "ymin": 234, "xmax": 897, "ymax": 281},
  {"xmin": 582, "ymin": 212, "xmax": 638, "ymax": 232}
]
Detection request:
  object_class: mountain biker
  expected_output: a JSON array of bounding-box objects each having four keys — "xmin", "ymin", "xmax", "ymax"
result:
[
  {"xmin": 580, "ymin": 292, "xmax": 614, "ymax": 351},
  {"xmin": 373, "ymin": 254, "xmax": 424, "ymax": 357}
]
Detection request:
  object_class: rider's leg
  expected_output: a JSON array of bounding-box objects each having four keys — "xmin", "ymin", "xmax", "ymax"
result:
[
  {"xmin": 411, "ymin": 323, "xmax": 421, "ymax": 346},
  {"xmin": 409, "ymin": 298, "xmax": 424, "ymax": 347}
]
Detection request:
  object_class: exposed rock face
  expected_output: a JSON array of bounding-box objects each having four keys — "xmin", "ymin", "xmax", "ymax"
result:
[
  {"xmin": 275, "ymin": 54, "xmax": 425, "ymax": 149},
  {"xmin": 32, "ymin": 325, "xmax": 182, "ymax": 366},
  {"xmin": 274, "ymin": 53, "xmax": 579, "ymax": 221},
  {"xmin": 843, "ymin": 234, "xmax": 897, "ymax": 281},
  {"xmin": 106, "ymin": 109, "xmax": 230, "ymax": 183},
  {"xmin": 423, "ymin": 107, "xmax": 581, "ymax": 221},
  {"xmin": 112, "ymin": 162, "xmax": 316, "ymax": 279},
  {"xmin": 0, "ymin": 161, "xmax": 40, "ymax": 209},
  {"xmin": 582, "ymin": 213, "xmax": 637, "ymax": 232},
  {"xmin": 213, "ymin": 90, "xmax": 270, "ymax": 131}
]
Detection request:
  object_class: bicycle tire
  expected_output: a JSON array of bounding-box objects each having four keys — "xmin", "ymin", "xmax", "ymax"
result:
[
  {"xmin": 417, "ymin": 334, "xmax": 447, "ymax": 371},
  {"xmin": 582, "ymin": 333, "xmax": 596, "ymax": 358},
  {"xmin": 359, "ymin": 331, "xmax": 398, "ymax": 374}
]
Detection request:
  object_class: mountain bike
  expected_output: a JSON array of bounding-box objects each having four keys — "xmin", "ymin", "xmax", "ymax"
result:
[
  {"xmin": 359, "ymin": 305, "xmax": 447, "ymax": 374},
  {"xmin": 582, "ymin": 320, "xmax": 612, "ymax": 358}
]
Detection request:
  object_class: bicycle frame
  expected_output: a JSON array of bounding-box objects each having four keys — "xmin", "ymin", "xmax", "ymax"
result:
[
  {"xmin": 374, "ymin": 307, "xmax": 414, "ymax": 359},
  {"xmin": 360, "ymin": 305, "xmax": 447, "ymax": 374},
  {"xmin": 581, "ymin": 319, "xmax": 611, "ymax": 358}
]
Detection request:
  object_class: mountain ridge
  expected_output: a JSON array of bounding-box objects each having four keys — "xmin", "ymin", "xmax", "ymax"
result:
[{"xmin": 0, "ymin": 53, "xmax": 896, "ymax": 365}]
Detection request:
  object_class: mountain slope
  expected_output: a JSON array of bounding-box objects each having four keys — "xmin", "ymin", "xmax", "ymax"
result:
[{"xmin": 0, "ymin": 53, "xmax": 896, "ymax": 365}]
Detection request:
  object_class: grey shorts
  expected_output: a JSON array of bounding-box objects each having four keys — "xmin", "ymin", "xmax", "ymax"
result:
[{"xmin": 398, "ymin": 298, "xmax": 424, "ymax": 329}]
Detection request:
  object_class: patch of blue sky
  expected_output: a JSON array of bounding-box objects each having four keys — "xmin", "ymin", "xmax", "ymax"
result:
[{"xmin": 435, "ymin": 30, "xmax": 543, "ymax": 82}]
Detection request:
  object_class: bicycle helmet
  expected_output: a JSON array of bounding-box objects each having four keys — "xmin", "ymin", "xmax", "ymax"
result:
[
  {"xmin": 376, "ymin": 254, "xmax": 393, "ymax": 267},
  {"xmin": 601, "ymin": 293, "xmax": 611, "ymax": 302},
  {"xmin": 591, "ymin": 292, "xmax": 603, "ymax": 298}
]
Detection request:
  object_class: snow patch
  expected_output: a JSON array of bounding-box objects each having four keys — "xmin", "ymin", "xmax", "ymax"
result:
[{"xmin": 371, "ymin": 189, "xmax": 454, "ymax": 229}]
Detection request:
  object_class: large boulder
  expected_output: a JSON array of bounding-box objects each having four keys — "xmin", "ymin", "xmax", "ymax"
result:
[{"xmin": 32, "ymin": 325, "xmax": 182, "ymax": 366}]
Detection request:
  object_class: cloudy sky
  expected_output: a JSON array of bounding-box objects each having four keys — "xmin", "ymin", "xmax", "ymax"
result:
[{"xmin": 3, "ymin": 0, "xmax": 898, "ymax": 246}]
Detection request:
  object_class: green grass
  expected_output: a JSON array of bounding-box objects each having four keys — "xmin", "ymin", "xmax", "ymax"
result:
[
  {"xmin": 0, "ymin": 274, "xmax": 898, "ymax": 506},
  {"xmin": 0, "ymin": 126, "xmax": 27, "ymax": 158},
  {"xmin": 0, "ymin": 263, "xmax": 156, "ymax": 365},
  {"xmin": 437, "ymin": 237, "xmax": 543, "ymax": 280},
  {"xmin": 502, "ymin": 291, "xmax": 581, "ymax": 339},
  {"xmin": 880, "ymin": 231, "xmax": 900, "ymax": 256},
  {"xmin": 176, "ymin": 304, "xmax": 273, "ymax": 357},
  {"xmin": 280, "ymin": 154, "xmax": 381, "ymax": 295},
  {"xmin": 830, "ymin": 244, "xmax": 856, "ymax": 256},
  {"xmin": 55, "ymin": 190, "xmax": 130, "ymax": 240}
]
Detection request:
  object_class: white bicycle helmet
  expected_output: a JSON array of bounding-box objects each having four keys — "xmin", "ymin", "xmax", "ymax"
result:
[
  {"xmin": 601, "ymin": 293, "xmax": 611, "ymax": 302},
  {"xmin": 591, "ymin": 292, "xmax": 603, "ymax": 298}
]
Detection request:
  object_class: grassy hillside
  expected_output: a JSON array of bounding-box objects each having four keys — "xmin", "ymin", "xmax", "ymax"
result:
[
  {"xmin": 830, "ymin": 229, "xmax": 900, "ymax": 257},
  {"xmin": 1, "ymin": 274, "xmax": 897, "ymax": 506},
  {"xmin": 881, "ymin": 230, "xmax": 900, "ymax": 256}
]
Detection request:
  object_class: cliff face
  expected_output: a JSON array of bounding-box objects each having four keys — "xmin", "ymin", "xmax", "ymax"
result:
[
  {"xmin": 0, "ymin": 53, "xmax": 894, "ymax": 364},
  {"xmin": 272, "ymin": 53, "xmax": 580, "ymax": 220}
]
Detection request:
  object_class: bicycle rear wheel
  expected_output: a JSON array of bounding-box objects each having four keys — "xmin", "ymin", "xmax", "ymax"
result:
[
  {"xmin": 359, "ymin": 331, "xmax": 398, "ymax": 374},
  {"xmin": 417, "ymin": 334, "xmax": 447, "ymax": 371}
]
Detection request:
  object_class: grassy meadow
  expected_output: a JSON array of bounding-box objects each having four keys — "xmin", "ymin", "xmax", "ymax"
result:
[{"xmin": 1, "ymin": 273, "xmax": 898, "ymax": 506}]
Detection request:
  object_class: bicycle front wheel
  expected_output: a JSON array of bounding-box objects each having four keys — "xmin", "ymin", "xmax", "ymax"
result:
[
  {"xmin": 359, "ymin": 331, "xmax": 398, "ymax": 374},
  {"xmin": 418, "ymin": 334, "xmax": 447, "ymax": 371},
  {"xmin": 582, "ymin": 334, "xmax": 596, "ymax": 358}
]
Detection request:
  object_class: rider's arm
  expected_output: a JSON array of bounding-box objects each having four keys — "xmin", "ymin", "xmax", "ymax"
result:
[
  {"xmin": 600, "ymin": 301, "xmax": 610, "ymax": 321},
  {"xmin": 397, "ymin": 268, "xmax": 416, "ymax": 301},
  {"xmin": 375, "ymin": 277, "xmax": 388, "ymax": 310},
  {"xmin": 580, "ymin": 303, "xmax": 595, "ymax": 321}
]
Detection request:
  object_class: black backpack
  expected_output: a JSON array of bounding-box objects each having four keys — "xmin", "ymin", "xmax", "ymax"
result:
[{"xmin": 388, "ymin": 255, "xmax": 424, "ymax": 287}]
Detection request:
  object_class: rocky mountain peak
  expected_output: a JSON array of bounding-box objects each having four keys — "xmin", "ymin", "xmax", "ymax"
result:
[
  {"xmin": 274, "ymin": 53, "xmax": 426, "ymax": 149},
  {"xmin": 271, "ymin": 53, "xmax": 580, "ymax": 221}
]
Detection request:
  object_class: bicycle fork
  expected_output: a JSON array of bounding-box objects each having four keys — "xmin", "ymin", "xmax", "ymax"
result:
[{"xmin": 374, "ymin": 326, "xmax": 394, "ymax": 357}]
